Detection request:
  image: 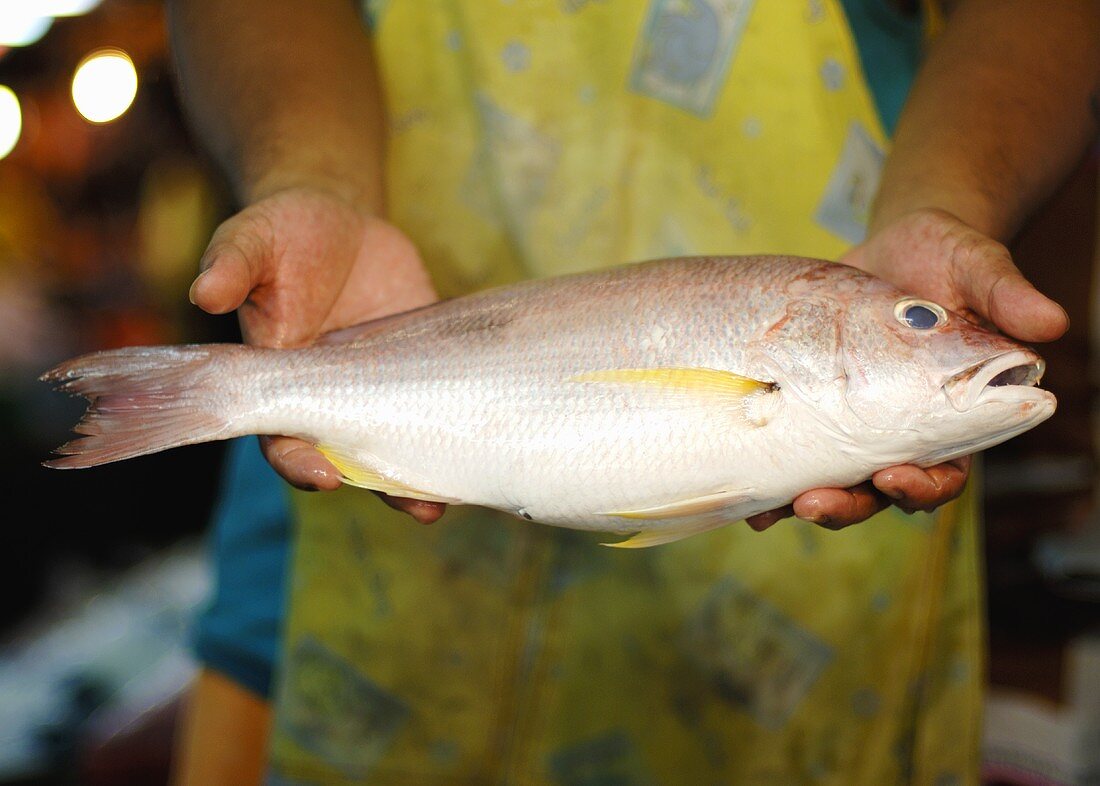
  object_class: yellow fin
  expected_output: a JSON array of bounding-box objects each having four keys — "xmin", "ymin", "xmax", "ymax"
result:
[
  {"xmin": 316, "ymin": 445, "xmax": 457, "ymax": 503},
  {"xmin": 600, "ymin": 489, "xmax": 750, "ymax": 520},
  {"xmin": 570, "ymin": 367, "xmax": 773, "ymax": 397},
  {"xmin": 601, "ymin": 519, "xmax": 731, "ymax": 549}
]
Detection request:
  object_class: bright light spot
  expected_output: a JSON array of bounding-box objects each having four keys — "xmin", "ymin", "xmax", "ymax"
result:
[
  {"xmin": 0, "ymin": 9, "xmax": 53, "ymax": 47},
  {"xmin": 72, "ymin": 49, "xmax": 138, "ymax": 124},
  {"xmin": 39, "ymin": 0, "xmax": 104, "ymax": 16},
  {"xmin": 0, "ymin": 86, "xmax": 21, "ymax": 160}
]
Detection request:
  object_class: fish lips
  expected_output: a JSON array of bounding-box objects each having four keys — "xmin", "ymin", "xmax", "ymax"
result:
[{"xmin": 943, "ymin": 349, "xmax": 1055, "ymax": 415}]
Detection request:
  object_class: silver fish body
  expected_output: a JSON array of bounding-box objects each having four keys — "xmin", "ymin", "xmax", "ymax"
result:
[{"xmin": 43, "ymin": 256, "xmax": 1055, "ymax": 546}]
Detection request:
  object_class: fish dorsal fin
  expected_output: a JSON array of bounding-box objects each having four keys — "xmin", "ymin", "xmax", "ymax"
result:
[
  {"xmin": 315, "ymin": 301, "xmax": 450, "ymax": 346},
  {"xmin": 570, "ymin": 367, "xmax": 773, "ymax": 398},
  {"xmin": 598, "ymin": 488, "xmax": 751, "ymax": 520},
  {"xmin": 601, "ymin": 519, "xmax": 732, "ymax": 549},
  {"xmin": 316, "ymin": 445, "xmax": 458, "ymax": 503}
]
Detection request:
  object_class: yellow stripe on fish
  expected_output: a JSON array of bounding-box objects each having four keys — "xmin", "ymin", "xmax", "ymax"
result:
[{"xmin": 569, "ymin": 367, "xmax": 774, "ymax": 397}]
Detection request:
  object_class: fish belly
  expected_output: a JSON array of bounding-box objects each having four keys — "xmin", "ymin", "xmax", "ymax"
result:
[{"xmin": 308, "ymin": 374, "xmax": 837, "ymax": 532}]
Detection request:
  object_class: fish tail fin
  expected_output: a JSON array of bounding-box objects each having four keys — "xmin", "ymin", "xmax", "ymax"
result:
[{"xmin": 40, "ymin": 345, "xmax": 246, "ymax": 468}]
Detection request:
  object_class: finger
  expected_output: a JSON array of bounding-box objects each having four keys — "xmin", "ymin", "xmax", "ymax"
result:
[
  {"xmin": 873, "ymin": 456, "xmax": 970, "ymax": 513},
  {"xmin": 189, "ymin": 213, "xmax": 273, "ymax": 315},
  {"xmin": 189, "ymin": 243, "xmax": 258, "ymax": 316},
  {"xmin": 377, "ymin": 494, "xmax": 447, "ymax": 525},
  {"xmin": 954, "ymin": 240, "xmax": 1068, "ymax": 343},
  {"xmin": 746, "ymin": 505, "xmax": 794, "ymax": 532},
  {"xmin": 259, "ymin": 435, "xmax": 343, "ymax": 491},
  {"xmin": 259, "ymin": 436, "xmax": 447, "ymax": 522},
  {"xmin": 793, "ymin": 483, "xmax": 889, "ymax": 529}
]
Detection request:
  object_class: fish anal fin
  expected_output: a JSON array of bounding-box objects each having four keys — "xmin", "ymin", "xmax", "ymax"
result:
[
  {"xmin": 316, "ymin": 445, "xmax": 457, "ymax": 504},
  {"xmin": 599, "ymin": 489, "xmax": 751, "ymax": 520},
  {"xmin": 601, "ymin": 519, "xmax": 731, "ymax": 549}
]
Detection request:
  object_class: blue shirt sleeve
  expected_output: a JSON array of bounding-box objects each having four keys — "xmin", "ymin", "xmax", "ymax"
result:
[{"xmin": 192, "ymin": 437, "xmax": 293, "ymax": 698}]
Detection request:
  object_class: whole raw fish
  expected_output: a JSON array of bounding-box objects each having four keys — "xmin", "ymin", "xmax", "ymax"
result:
[{"xmin": 42, "ymin": 256, "xmax": 1055, "ymax": 547}]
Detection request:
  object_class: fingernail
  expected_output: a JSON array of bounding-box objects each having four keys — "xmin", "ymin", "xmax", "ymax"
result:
[
  {"xmin": 882, "ymin": 487, "xmax": 904, "ymax": 500},
  {"xmin": 188, "ymin": 268, "xmax": 210, "ymax": 305},
  {"xmin": 1058, "ymin": 304, "xmax": 1071, "ymax": 330},
  {"xmin": 801, "ymin": 514, "xmax": 830, "ymax": 526}
]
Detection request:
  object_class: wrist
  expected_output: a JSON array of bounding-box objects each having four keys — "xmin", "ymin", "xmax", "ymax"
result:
[
  {"xmin": 247, "ymin": 171, "xmax": 381, "ymax": 215},
  {"xmin": 869, "ymin": 175, "xmax": 1009, "ymax": 243},
  {"xmin": 244, "ymin": 157, "xmax": 384, "ymax": 216},
  {"xmin": 234, "ymin": 125, "xmax": 386, "ymax": 215}
]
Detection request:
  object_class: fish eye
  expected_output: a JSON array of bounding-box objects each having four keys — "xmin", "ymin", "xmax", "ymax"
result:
[{"xmin": 894, "ymin": 299, "xmax": 947, "ymax": 330}]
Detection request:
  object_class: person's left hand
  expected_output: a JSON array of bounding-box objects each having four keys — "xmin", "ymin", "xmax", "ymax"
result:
[{"xmin": 745, "ymin": 207, "xmax": 1069, "ymax": 531}]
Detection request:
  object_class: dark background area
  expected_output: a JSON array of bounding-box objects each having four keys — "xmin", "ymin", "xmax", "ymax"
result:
[{"xmin": 0, "ymin": 0, "xmax": 235, "ymax": 633}]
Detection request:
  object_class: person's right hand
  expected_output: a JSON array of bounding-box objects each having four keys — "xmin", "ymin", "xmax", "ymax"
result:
[{"xmin": 189, "ymin": 185, "xmax": 446, "ymax": 523}]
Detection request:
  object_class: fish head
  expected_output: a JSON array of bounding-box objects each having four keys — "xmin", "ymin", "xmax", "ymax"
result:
[{"xmin": 833, "ymin": 280, "xmax": 1056, "ymax": 465}]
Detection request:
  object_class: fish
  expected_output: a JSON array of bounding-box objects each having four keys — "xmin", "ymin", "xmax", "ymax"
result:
[{"xmin": 41, "ymin": 255, "xmax": 1055, "ymax": 547}]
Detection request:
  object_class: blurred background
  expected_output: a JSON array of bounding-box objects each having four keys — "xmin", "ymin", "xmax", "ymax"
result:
[
  {"xmin": 0, "ymin": 2, "xmax": 233, "ymax": 784},
  {"xmin": 0, "ymin": 2, "xmax": 1097, "ymax": 784}
]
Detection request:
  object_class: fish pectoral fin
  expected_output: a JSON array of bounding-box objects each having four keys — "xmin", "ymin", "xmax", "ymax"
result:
[
  {"xmin": 569, "ymin": 367, "xmax": 774, "ymax": 398},
  {"xmin": 598, "ymin": 489, "xmax": 751, "ymax": 520},
  {"xmin": 601, "ymin": 519, "xmax": 732, "ymax": 549},
  {"xmin": 316, "ymin": 445, "xmax": 458, "ymax": 504}
]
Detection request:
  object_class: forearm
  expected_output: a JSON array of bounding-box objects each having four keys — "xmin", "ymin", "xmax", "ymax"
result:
[
  {"xmin": 871, "ymin": 0, "xmax": 1100, "ymax": 241},
  {"xmin": 166, "ymin": 0, "xmax": 386, "ymax": 211}
]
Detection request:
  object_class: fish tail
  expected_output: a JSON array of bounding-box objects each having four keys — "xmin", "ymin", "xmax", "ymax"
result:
[{"xmin": 40, "ymin": 344, "xmax": 248, "ymax": 468}]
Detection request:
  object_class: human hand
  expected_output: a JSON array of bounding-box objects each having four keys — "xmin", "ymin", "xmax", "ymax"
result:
[
  {"xmin": 189, "ymin": 186, "xmax": 445, "ymax": 523},
  {"xmin": 746, "ymin": 208, "xmax": 1068, "ymax": 531}
]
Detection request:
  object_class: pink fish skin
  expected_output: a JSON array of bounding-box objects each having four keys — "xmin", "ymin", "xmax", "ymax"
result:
[{"xmin": 41, "ymin": 256, "xmax": 1055, "ymax": 545}]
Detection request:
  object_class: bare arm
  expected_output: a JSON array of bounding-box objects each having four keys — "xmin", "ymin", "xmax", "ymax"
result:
[
  {"xmin": 873, "ymin": 0, "xmax": 1100, "ymax": 244},
  {"xmin": 166, "ymin": 0, "xmax": 386, "ymax": 211}
]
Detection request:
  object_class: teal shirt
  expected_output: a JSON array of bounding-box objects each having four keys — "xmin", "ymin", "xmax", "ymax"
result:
[{"xmin": 841, "ymin": 0, "xmax": 924, "ymax": 134}]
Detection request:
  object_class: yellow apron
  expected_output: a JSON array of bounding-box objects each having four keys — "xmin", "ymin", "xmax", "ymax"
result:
[{"xmin": 269, "ymin": 2, "xmax": 982, "ymax": 783}]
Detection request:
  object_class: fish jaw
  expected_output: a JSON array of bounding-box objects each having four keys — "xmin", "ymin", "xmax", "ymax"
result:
[
  {"xmin": 906, "ymin": 348, "xmax": 1057, "ymax": 467},
  {"xmin": 943, "ymin": 349, "xmax": 1047, "ymax": 412}
]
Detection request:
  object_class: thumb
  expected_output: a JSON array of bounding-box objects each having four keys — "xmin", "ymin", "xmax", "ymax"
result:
[
  {"xmin": 956, "ymin": 242, "xmax": 1068, "ymax": 343},
  {"xmin": 188, "ymin": 216, "xmax": 268, "ymax": 316}
]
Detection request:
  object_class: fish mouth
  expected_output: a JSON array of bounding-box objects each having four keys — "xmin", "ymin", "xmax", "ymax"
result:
[{"xmin": 943, "ymin": 349, "xmax": 1047, "ymax": 412}]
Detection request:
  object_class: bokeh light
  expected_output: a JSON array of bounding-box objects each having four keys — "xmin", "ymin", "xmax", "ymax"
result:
[
  {"xmin": 40, "ymin": 0, "xmax": 104, "ymax": 16},
  {"xmin": 0, "ymin": 86, "xmax": 21, "ymax": 160},
  {"xmin": 0, "ymin": 9, "xmax": 53, "ymax": 48},
  {"xmin": 71, "ymin": 48, "xmax": 138, "ymax": 124}
]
